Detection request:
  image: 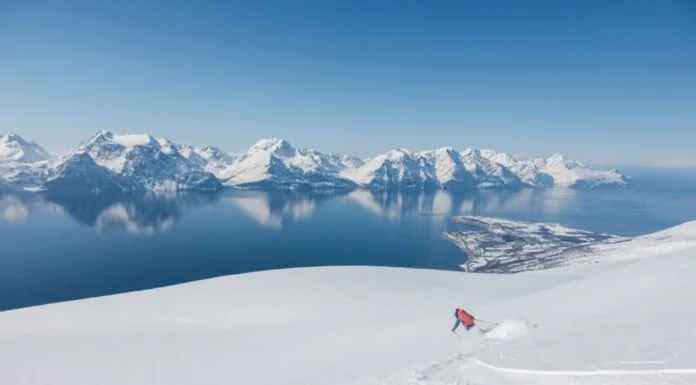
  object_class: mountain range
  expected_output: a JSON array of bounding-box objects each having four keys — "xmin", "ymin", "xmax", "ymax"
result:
[{"xmin": 0, "ymin": 131, "xmax": 630, "ymax": 194}]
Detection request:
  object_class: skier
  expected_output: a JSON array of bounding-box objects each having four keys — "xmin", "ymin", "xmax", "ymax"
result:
[{"xmin": 452, "ymin": 308, "xmax": 475, "ymax": 332}]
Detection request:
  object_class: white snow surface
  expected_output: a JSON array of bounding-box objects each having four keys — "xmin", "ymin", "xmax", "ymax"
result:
[
  {"xmin": 1, "ymin": 220, "xmax": 695, "ymax": 385},
  {"xmin": 463, "ymin": 241, "xmax": 696, "ymax": 385},
  {"xmin": 109, "ymin": 133, "xmax": 153, "ymax": 148}
]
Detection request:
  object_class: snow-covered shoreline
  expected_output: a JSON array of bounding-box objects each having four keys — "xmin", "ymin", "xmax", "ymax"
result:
[{"xmin": 444, "ymin": 215, "xmax": 632, "ymax": 273}]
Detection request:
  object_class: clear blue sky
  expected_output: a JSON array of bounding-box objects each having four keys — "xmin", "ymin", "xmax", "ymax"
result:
[{"xmin": 1, "ymin": 0, "xmax": 694, "ymax": 166}]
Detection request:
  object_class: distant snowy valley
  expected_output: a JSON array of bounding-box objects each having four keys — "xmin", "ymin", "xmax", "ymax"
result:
[{"xmin": 0, "ymin": 131, "xmax": 630, "ymax": 194}]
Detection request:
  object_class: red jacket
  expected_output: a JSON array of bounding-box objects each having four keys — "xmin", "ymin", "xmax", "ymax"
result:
[{"xmin": 457, "ymin": 308, "xmax": 474, "ymax": 326}]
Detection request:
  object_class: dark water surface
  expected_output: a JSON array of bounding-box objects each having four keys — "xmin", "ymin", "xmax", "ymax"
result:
[{"xmin": 2, "ymin": 168, "xmax": 695, "ymax": 311}]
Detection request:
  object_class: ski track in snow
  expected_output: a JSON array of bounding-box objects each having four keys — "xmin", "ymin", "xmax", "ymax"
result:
[
  {"xmin": 352, "ymin": 321, "xmax": 525, "ymax": 385},
  {"xmin": 368, "ymin": 324, "xmax": 696, "ymax": 385},
  {"xmin": 474, "ymin": 359, "xmax": 696, "ymax": 376}
]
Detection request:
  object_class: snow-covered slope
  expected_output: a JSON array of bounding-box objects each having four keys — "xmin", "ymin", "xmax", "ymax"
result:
[
  {"xmin": 43, "ymin": 152, "xmax": 138, "ymax": 194},
  {"xmin": 218, "ymin": 138, "xmax": 357, "ymax": 190},
  {"xmin": 71, "ymin": 131, "xmax": 222, "ymax": 192},
  {"xmin": 1, "ymin": 220, "xmax": 694, "ymax": 385},
  {"xmin": 459, "ymin": 235, "xmax": 696, "ymax": 385},
  {"xmin": 0, "ymin": 132, "xmax": 51, "ymax": 163},
  {"xmin": 0, "ymin": 265, "xmax": 565, "ymax": 385}
]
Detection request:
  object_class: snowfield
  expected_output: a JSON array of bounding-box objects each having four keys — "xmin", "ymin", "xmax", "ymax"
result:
[{"xmin": 1, "ymin": 219, "xmax": 694, "ymax": 385}]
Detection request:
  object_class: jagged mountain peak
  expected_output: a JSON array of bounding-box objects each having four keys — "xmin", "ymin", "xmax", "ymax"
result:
[
  {"xmin": 178, "ymin": 144, "xmax": 237, "ymax": 176},
  {"xmin": 77, "ymin": 131, "xmax": 180, "ymax": 157},
  {"xmin": 199, "ymin": 144, "xmax": 226, "ymax": 153},
  {"xmin": 218, "ymin": 138, "xmax": 359, "ymax": 189},
  {"xmin": 250, "ymin": 137, "xmax": 293, "ymax": 152},
  {"xmin": 546, "ymin": 153, "xmax": 584, "ymax": 168},
  {"xmin": 547, "ymin": 152, "xmax": 569, "ymax": 162},
  {"xmin": 65, "ymin": 131, "xmax": 221, "ymax": 192},
  {"xmin": 0, "ymin": 132, "xmax": 51, "ymax": 163},
  {"xmin": 417, "ymin": 147, "xmax": 461, "ymax": 163},
  {"xmin": 196, "ymin": 145, "xmax": 237, "ymax": 162}
]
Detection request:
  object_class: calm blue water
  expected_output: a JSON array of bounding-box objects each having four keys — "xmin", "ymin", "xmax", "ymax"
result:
[{"xmin": 1, "ymin": 168, "xmax": 696, "ymax": 311}]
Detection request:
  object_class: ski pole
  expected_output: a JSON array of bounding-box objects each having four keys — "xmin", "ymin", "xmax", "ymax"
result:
[{"xmin": 476, "ymin": 319, "xmax": 497, "ymax": 325}]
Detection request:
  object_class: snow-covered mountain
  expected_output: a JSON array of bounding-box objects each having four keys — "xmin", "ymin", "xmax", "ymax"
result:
[
  {"xmin": 70, "ymin": 131, "xmax": 222, "ymax": 192},
  {"xmin": 0, "ymin": 132, "xmax": 51, "ymax": 164},
  {"xmin": 0, "ymin": 133, "xmax": 52, "ymax": 191},
  {"xmin": 536, "ymin": 153, "xmax": 629, "ymax": 187},
  {"xmin": 343, "ymin": 146, "xmax": 628, "ymax": 190},
  {"xmin": 43, "ymin": 152, "xmax": 139, "ymax": 194},
  {"xmin": 484, "ymin": 150, "xmax": 629, "ymax": 188},
  {"xmin": 217, "ymin": 138, "xmax": 358, "ymax": 190},
  {"xmin": 341, "ymin": 149, "xmax": 437, "ymax": 190},
  {"xmin": 0, "ymin": 131, "xmax": 629, "ymax": 193}
]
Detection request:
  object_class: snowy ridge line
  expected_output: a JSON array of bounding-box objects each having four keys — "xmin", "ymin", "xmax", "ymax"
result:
[
  {"xmin": 1, "ymin": 131, "xmax": 630, "ymax": 192},
  {"xmin": 474, "ymin": 358, "xmax": 696, "ymax": 376}
]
